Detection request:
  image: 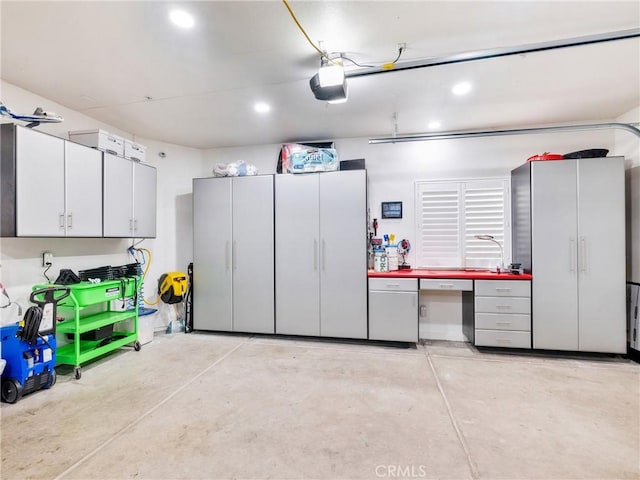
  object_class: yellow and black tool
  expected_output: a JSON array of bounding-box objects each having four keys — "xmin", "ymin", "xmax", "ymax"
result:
[{"xmin": 157, "ymin": 272, "xmax": 188, "ymax": 305}]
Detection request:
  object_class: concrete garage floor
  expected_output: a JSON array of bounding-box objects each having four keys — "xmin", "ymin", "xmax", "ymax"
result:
[{"xmin": 1, "ymin": 333, "xmax": 638, "ymax": 480}]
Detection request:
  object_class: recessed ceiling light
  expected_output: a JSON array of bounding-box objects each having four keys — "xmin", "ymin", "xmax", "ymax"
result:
[
  {"xmin": 170, "ymin": 10, "xmax": 194, "ymax": 28},
  {"xmin": 452, "ymin": 82, "xmax": 472, "ymax": 95},
  {"xmin": 254, "ymin": 102, "xmax": 271, "ymax": 114},
  {"xmin": 428, "ymin": 121, "xmax": 441, "ymax": 129}
]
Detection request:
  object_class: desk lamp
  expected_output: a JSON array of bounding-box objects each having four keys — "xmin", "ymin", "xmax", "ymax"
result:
[{"xmin": 474, "ymin": 234, "xmax": 504, "ymax": 273}]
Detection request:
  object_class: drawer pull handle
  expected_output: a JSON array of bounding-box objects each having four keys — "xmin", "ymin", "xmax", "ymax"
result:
[
  {"xmin": 496, "ymin": 338, "xmax": 512, "ymax": 343},
  {"xmin": 386, "ymin": 283, "xmax": 400, "ymax": 288},
  {"xmin": 496, "ymin": 304, "xmax": 512, "ymax": 309},
  {"xmin": 439, "ymin": 283, "xmax": 454, "ymax": 288},
  {"xmin": 495, "ymin": 287, "xmax": 511, "ymax": 292},
  {"xmin": 496, "ymin": 321, "xmax": 512, "ymax": 325}
]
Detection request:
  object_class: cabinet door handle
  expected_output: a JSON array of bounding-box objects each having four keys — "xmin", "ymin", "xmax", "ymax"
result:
[
  {"xmin": 129, "ymin": 219, "xmax": 133, "ymax": 233},
  {"xmin": 313, "ymin": 240, "xmax": 318, "ymax": 271},
  {"xmin": 67, "ymin": 213, "xmax": 72, "ymax": 229},
  {"xmin": 569, "ymin": 238, "xmax": 576, "ymax": 272},
  {"xmin": 59, "ymin": 214, "xmax": 65, "ymax": 229},
  {"xmin": 580, "ymin": 236, "xmax": 587, "ymax": 273},
  {"xmin": 232, "ymin": 240, "xmax": 237, "ymax": 270},
  {"xmin": 225, "ymin": 241, "xmax": 230, "ymax": 271},
  {"xmin": 322, "ymin": 239, "xmax": 326, "ymax": 272},
  {"xmin": 134, "ymin": 219, "xmax": 138, "ymax": 232}
]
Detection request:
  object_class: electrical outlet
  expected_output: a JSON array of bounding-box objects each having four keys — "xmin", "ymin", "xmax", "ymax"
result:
[{"xmin": 42, "ymin": 252, "xmax": 53, "ymax": 266}]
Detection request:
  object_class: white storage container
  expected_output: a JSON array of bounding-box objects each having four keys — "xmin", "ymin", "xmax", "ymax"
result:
[
  {"xmin": 69, "ymin": 129, "xmax": 124, "ymax": 157},
  {"xmin": 124, "ymin": 139, "xmax": 147, "ymax": 162}
]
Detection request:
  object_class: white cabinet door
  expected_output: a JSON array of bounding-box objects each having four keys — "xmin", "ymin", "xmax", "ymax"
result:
[
  {"xmin": 232, "ymin": 176, "xmax": 274, "ymax": 334},
  {"xmin": 577, "ymin": 157, "xmax": 626, "ymax": 353},
  {"xmin": 369, "ymin": 290, "xmax": 418, "ymax": 342},
  {"xmin": 16, "ymin": 126, "xmax": 65, "ymax": 236},
  {"xmin": 319, "ymin": 170, "xmax": 367, "ymax": 339},
  {"xmin": 133, "ymin": 162, "xmax": 157, "ymax": 238},
  {"xmin": 193, "ymin": 177, "xmax": 233, "ymax": 331},
  {"xmin": 65, "ymin": 141, "xmax": 102, "ymax": 237},
  {"xmin": 531, "ymin": 160, "xmax": 579, "ymax": 350},
  {"xmin": 275, "ymin": 174, "xmax": 320, "ymax": 336},
  {"xmin": 103, "ymin": 154, "xmax": 133, "ymax": 237}
]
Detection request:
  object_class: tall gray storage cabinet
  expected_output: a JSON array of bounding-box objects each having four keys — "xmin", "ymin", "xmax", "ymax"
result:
[
  {"xmin": 193, "ymin": 175, "xmax": 275, "ymax": 334},
  {"xmin": 512, "ymin": 157, "xmax": 626, "ymax": 353},
  {"xmin": 275, "ymin": 170, "xmax": 368, "ymax": 339}
]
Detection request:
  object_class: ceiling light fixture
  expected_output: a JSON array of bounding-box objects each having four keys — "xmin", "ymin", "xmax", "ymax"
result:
[
  {"xmin": 452, "ymin": 82, "xmax": 472, "ymax": 95},
  {"xmin": 169, "ymin": 10, "xmax": 194, "ymax": 28},
  {"xmin": 254, "ymin": 102, "xmax": 271, "ymax": 114},
  {"xmin": 428, "ymin": 121, "xmax": 442, "ymax": 129},
  {"xmin": 310, "ymin": 55, "xmax": 348, "ymax": 103}
]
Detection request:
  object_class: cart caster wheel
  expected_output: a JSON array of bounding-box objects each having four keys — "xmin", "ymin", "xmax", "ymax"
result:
[
  {"xmin": 1, "ymin": 378, "xmax": 23, "ymax": 404},
  {"xmin": 134, "ymin": 341, "xmax": 141, "ymax": 351},
  {"xmin": 43, "ymin": 369, "xmax": 57, "ymax": 389},
  {"xmin": 74, "ymin": 367, "xmax": 82, "ymax": 380}
]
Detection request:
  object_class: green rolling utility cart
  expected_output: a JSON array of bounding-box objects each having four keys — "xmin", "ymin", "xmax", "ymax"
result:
[{"xmin": 33, "ymin": 277, "xmax": 141, "ymax": 380}]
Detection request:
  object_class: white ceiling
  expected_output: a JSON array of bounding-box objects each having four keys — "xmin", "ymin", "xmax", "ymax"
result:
[{"xmin": 1, "ymin": 1, "xmax": 639, "ymax": 149}]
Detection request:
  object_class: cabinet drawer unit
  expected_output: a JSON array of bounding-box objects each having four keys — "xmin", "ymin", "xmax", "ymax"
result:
[
  {"xmin": 475, "ymin": 313, "xmax": 531, "ymax": 331},
  {"xmin": 475, "ymin": 329, "xmax": 531, "ymax": 348},
  {"xmin": 369, "ymin": 278, "xmax": 418, "ymax": 292},
  {"xmin": 475, "ymin": 296, "xmax": 531, "ymax": 315},
  {"xmin": 474, "ymin": 279, "xmax": 532, "ymax": 348},
  {"xmin": 475, "ymin": 280, "xmax": 531, "ymax": 297},
  {"xmin": 419, "ymin": 278, "xmax": 473, "ymax": 291}
]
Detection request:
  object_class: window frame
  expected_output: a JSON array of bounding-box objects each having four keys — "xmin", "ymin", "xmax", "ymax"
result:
[{"xmin": 414, "ymin": 177, "xmax": 511, "ymax": 270}]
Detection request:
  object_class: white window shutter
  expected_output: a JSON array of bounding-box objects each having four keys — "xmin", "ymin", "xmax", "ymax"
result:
[
  {"xmin": 463, "ymin": 180, "xmax": 506, "ymax": 269},
  {"xmin": 416, "ymin": 183, "xmax": 461, "ymax": 268},
  {"xmin": 416, "ymin": 178, "xmax": 508, "ymax": 269}
]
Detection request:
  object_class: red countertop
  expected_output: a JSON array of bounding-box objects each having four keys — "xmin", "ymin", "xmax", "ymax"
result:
[{"xmin": 368, "ymin": 269, "xmax": 532, "ymax": 280}]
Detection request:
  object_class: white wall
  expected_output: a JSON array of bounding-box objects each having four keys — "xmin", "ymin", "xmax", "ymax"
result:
[
  {"xmin": 204, "ymin": 130, "xmax": 616, "ymax": 266},
  {"xmin": 0, "ymin": 81, "xmax": 203, "ymax": 325},
  {"xmin": 616, "ymin": 106, "xmax": 640, "ymax": 282}
]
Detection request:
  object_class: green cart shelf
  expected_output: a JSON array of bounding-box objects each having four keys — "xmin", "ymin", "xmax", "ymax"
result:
[{"xmin": 32, "ymin": 277, "xmax": 141, "ymax": 380}]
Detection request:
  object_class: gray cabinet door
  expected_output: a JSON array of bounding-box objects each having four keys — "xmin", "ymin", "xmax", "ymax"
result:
[
  {"xmin": 193, "ymin": 177, "xmax": 233, "ymax": 331},
  {"xmin": 275, "ymin": 174, "xmax": 320, "ymax": 336},
  {"xmin": 319, "ymin": 170, "xmax": 368, "ymax": 339},
  {"xmin": 103, "ymin": 154, "xmax": 133, "ymax": 237},
  {"xmin": 531, "ymin": 160, "xmax": 579, "ymax": 350},
  {"xmin": 577, "ymin": 157, "xmax": 626, "ymax": 353},
  {"xmin": 232, "ymin": 176, "xmax": 274, "ymax": 333},
  {"xmin": 369, "ymin": 291, "xmax": 418, "ymax": 342},
  {"xmin": 65, "ymin": 141, "xmax": 103, "ymax": 237},
  {"xmin": 16, "ymin": 126, "xmax": 65, "ymax": 236},
  {"xmin": 133, "ymin": 162, "xmax": 157, "ymax": 238}
]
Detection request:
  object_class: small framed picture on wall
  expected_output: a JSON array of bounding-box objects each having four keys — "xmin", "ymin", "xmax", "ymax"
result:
[{"xmin": 381, "ymin": 201, "xmax": 403, "ymax": 219}]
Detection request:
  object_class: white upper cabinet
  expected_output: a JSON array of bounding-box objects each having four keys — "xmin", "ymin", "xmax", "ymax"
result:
[
  {"xmin": 1, "ymin": 124, "xmax": 102, "ymax": 237},
  {"xmin": 103, "ymin": 154, "xmax": 157, "ymax": 238},
  {"xmin": 64, "ymin": 140, "xmax": 103, "ymax": 237}
]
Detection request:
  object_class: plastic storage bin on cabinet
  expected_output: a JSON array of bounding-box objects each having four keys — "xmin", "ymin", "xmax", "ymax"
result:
[
  {"xmin": 68, "ymin": 129, "xmax": 124, "ymax": 156},
  {"xmin": 33, "ymin": 278, "xmax": 141, "ymax": 379}
]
